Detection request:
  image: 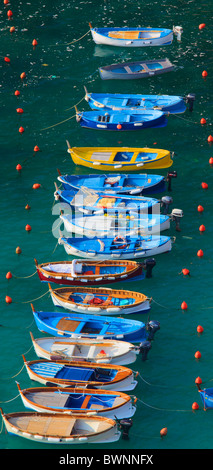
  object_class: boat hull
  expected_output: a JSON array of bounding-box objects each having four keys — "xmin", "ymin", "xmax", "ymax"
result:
[
  {"xmin": 99, "ymin": 58, "xmax": 174, "ymax": 80},
  {"xmin": 91, "ymin": 28, "xmax": 173, "ymax": 47},
  {"xmin": 78, "ymin": 111, "xmax": 168, "ymax": 131}
]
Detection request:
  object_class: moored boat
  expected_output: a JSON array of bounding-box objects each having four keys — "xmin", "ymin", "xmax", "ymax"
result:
[
  {"xmin": 89, "ymin": 23, "xmax": 182, "ymax": 47},
  {"xmin": 99, "ymin": 58, "xmax": 174, "ymax": 80},
  {"xmin": 58, "ymin": 233, "xmax": 172, "ymax": 259},
  {"xmin": 22, "ymin": 355, "xmax": 138, "ymax": 391},
  {"xmin": 34, "ymin": 258, "xmax": 146, "ymax": 287},
  {"xmin": 16, "ymin": 382, "xmax": 137, "ymax": 419},
  {"xmin": 196, "ymin": 382, "xmax": 213, "ymax": 410},
  {"xmin": 67, "ymin": 144, "xmax": 173, "ymax": 171},
  {"xmin": 48, "ymin": 284, "xmax": 151, "ymax": 315},
  {"xmin": 0, "ymin": 408, "xmax": 121, "ymax": 444},
  {"xmin": 57, "ymin": 172, "xmax": 167, "ymax": 195},
  {"xmin": 75, "ymin": 107, "xmax": 168, "ymax": 131},
  {"xmin": 31, "ymin": 305, "xmax": 160, "ymax": 345},
  {"xmin": 29, "ymin": 331, "xmax": 140, "ymax": 365}
]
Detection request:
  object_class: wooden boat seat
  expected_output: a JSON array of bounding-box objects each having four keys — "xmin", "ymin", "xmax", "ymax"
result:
[
  {"xmin": 95, "ymin": 266, "xmax": 100, "ymax": 275},
  {"xmin": 27, "ymin": 391, "xmax": 68, "ymax": 408},
  {"xmin": 82, "ymin": 294, "xmax": 94, "ymax": 304},
  {"xmin": 56, "ymin": 318, "xmax": 81, "ymax": 332},
  {"xmin": 108, "ymin": 31, "xmax": 140, "ymax": 39},
  {"xmin": 81, "ymin": 395, "xmax": 91, "ymax": 409},
  {"xmin": 90, "ymin": 404, "xmax": 105, "ymax": 410}
]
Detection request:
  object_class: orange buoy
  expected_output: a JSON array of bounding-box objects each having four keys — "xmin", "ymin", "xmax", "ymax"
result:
[
  {"xmin": 25, "ymin": 224, "xmax": 32, "ymax": 232},
  {"xmin": 197, "ymin": 325, "xmax": 204, "ymax": 334},
  {"xmin": 16, "ymin": 164, "xmax": 22, "ymax": 172},
  {"xmin": 16, "ymin": 246, "xmax": 22, "ymax": 254},
  {"xmin": 32, "ymin": 39, "xmax": 38, "ymax": 47},
  {"xmin": 207, "ymin": 135, "xmax": 213, "ymax": 142},
  {"xmin": 19, "ymin": 126, "xmax": 24, "ymax": 134},
  {"xmin": 14, "ymin": 90, "xmax": 20, "ymax": 96},
  {"xmin": 16, "ymin": 108, "xmax": 24, "ymax": 114},
  {"xmin": 182, "ymin": 268, "xmax": 190, "ymax": 276},
  {"xmin": 4, "ymin": 0, "xmax": 9, "ymax": 4},
  {"xmin": 200, "ymin": 118, "xmax": 206, "ymax": 125},
  {"xmin": 160, "ymin": 428, "xmax": 167, "ymax": 438},
  {"xmin": 195, "ymin": 351, "xmax": 201, "ymax": 359},
  {"xmin": 117, "ymin": 124, "xmax": 122, "ymax": 130},
  {"xmin": 199, "ymin": 24, "xmax": 206, "ymax": 30},
  {"xmin": 197, "ymin": 249, "xmax": 204, "ymax": 257},
  {"xmin": 209, "ymin": 157, "xmax": 213, "ymax": 165},
  {"xmin": 5, "ymin": 295, "xmax": 12, "ymax": 304},
  {"xmin": 202, "ymin": 70, "xmax": 208, "ymax": 77},
  {"xmin": 34, "ymin": 145, "xmax": 40, "ymax": 152},
  {"xmin": 181, "ymin": 301, "xmax": 188, "ymax": 310},
  {"xmin": 7, "ymin": 10, "xmax": 13, "ymax": 18},
  {"xmin": 20, "ymin": 72, "xmax": 26, "ymax": 80},
  {"xmin": 199, "ymin": 224, "xmax": 206, "ymax": 232},
  {"xmin": 192, "ymin": 402, "xmax": 199, "ymax": 410},
  {"xmin": 201, "ymin": 182, "xmax": 208, "ymax": 189},
  {"xmin": 4, "ymin": 56, "xmax": 10, "ymax": 63},
  {"xmin": 197, "ymin": 205, "xmax": 204, "ymax": 213},
  {"xmin": 25, "ymin": 204, "xmax": 31, "ymax": 210},
  {"xmin": 10, "ymin": 26, "xmax": 15, "ymax": 33},
  {"xmin": 32, "ymin": 183, "xmax": 41, "ymax": 189},
  {"xmin": 6, "ymin": 272, "xmax": 12, "ymax": 280},
  {"xmin": 195, "ymin": 377, "xmax": 202, "ymax": 385}
]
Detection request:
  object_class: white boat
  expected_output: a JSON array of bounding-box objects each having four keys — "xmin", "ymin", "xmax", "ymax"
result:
[{"xmin": 30, "ymin": 331, "xmax": 139, "ymax": 366}]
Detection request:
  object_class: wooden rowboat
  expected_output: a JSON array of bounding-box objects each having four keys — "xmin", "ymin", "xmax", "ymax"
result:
[
  {"xmin": 99, "ymin": 58, "xmax": 174, "ymax": 80},
  {"xmin": 29, "ymin": 331, "xmax": 139, "ymax": 365},
  {"xmin": 0, "ymin": 409, "xmax": 121, "ymax": 444},
  {"xmin": 48, "ymin": 284, "xmax": 151, "ymax": 315},
  {"xmin": 89, "ymin": 23, "xmax": 181, "ymax": 47},
  {"xmin": 16, "ymin": 383, "xmax": 137, "ymax": 419},
  {"xmin": 35, "ymin": 258, "xmax": 145, "ymax": 287},
  {"xmin": 67, "ymin": 144, "xmax": 173, "ymax": 171},
  {"xmin": 22, "ymin": 355, "xmax": 138, "ymax": 391}
]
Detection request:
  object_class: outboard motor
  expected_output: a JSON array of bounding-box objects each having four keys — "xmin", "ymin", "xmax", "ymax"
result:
[
  {"xmin": 143, "ymin": 258, "xmax": 156, "ymax": 278},
  {"xmin": 185, "ymin": 93, "xmax": 196, "ymax": 112},
  {"xmin": 173, "ymin": 25, "xmax": 183, "ymax": 42},
  {"xmin": 138, "ymin": 340, "xmax": 152, "ymax": 361},
  {"xmin": 146, "ymin": 320, "xmax": 161, "ymax": 341},
  {"xmin": 161, "ymin": 195, "xmax": 173, "ymax": 214},
  {"xmin": 119, "ymin": 418, "xmax": 133, "ymax": 440},
  {"xmin": 171, "ymin": 208, "xmax": 184, "ymax": 232},
  {"xmin": 166, "ymin": 170, "xmax": 177, "ymax": 191}
]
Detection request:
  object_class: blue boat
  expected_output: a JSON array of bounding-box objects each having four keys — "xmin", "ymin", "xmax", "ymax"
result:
[
  {"xmin": 58, "ymin": 234, "xmax": 172, "ymax": 259},
  {"xmin": 75, "ymin": 107, "xmax": 167, "ymax": 131},
  {"xmin": 31, "ymin": 306, "xmax": 159, "ymax": 343},
  {"xmin": 98, "ymin": 58, "xmax": 174, "ymax": 80},
  {"xmin": 197, "ymin": 386, "xmax": 213, "ymax": 410},
  {"xmin": 84, "ymin": 88, "xmax": 187, "ymax": 114},
  {"xmin": 57, "ymin": 173, "xmax": 166, "ymax": 195},
  {"xmin": 54, "ymin": 184, "xmax": 160, "ymax": 214}
]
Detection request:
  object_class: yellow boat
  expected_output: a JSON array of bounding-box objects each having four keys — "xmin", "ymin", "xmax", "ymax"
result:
[{"xmin": 67, "ymin": 142, "xmax": 173, "ymax": 171}]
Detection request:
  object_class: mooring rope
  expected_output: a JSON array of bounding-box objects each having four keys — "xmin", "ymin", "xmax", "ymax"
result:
[
  {"xmin": 52, "ymin": 29, "xmax": 91, "ymax": 47},
  {"xmin": 40, "ymin": 113, "xmax": 76, "ymax": 131},
  {"xmin": 14, "ymin": 290, "xmax": 49, "ymax": 304}
]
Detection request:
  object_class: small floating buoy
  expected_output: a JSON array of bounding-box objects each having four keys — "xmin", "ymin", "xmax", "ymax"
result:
[
  {"xmin": 199, "ymin": 224, "xmax": 206, "ymax": 232},
  {"xmin": 202, "ymin": 70, "xmax": 208, "ymax": 77},
  {"xmin": 160, "ymin": 428, "xmax": 167, "ymax": 438},
  {"xmin": 4, "ymin": 56, "xmax": 10, "ymax": 63},
  {"xmin": 197, "ymin": 205, "xmax": 204, "ymax": 213},
  {"xmin": 182, "ymin": 268, "xmax": 190, "ymax": 276},
  {"xmin": 6, "ymin": 272, "xmax": 12, "ymax": 280},
  {"xmin": 181, "ymin": 301, "xmax": 188, "ymax": 310},
  {"xmin": 117, "ymin": 124, "xmax": 122, "ymax": 130},
  {"xmin": 16, "ymin": 164, "xmax": 22, "ymax": 172},
  {"xmin": 192, "ymin": 402, "xmax": 199, "ymax": 410},
  {"xmin": 195, "ymin": 377, "xmax": 202, "ymax": 385},
  {"xmin": 32, "ymin": 183, "xmax": 41, "ymax": 189},
  {"xmin": 200, "ymin": 118, "xmax": 206, "ymax": 124},
  {"xmin": 5, "ymin": 295, "xmax": 12, "ymax": 304},
  {"xmin": 208, "ymin": 135, "xmax": 213, "ymax": 142},
  {"xmin": 25, "ymin": 224, "xmax": 32, "ymax": 232},
  {"xmin": 199, "ymin": 23, "xmax": 206, "ymax": 30},
  {"xmin": 4, "ymin": 0, "xmax": 9, "ymax": 4},
  {"xmin": 10, "ymin": 26, "xmax": 15, "ymax": 33},
  {"xmin": 32, "ymin": 39, "xmax": 38, "ymax": 47},
  {"xmin": 201, "ymin": 182, "xmax": 208, "ymax": 189},
  {"xmin": 197, "ymin": 325, "xmax": 204, "ymax": 334},
  {"xmin": 197, "ymin": 249, "xmax": 204, "ymax": 257},
  {"xmin": 16, "ymin": 246, "xmax": 22, "ymax": 254},
  {"xmin": 195, "ymin": 351, "xmax": 201, "ymax": 359},
  {"xmin": 7, "ymin": 10, "xmax": 13, "ymax": 18},
  {"xmin": 19, "ymin": 126, "xmax": 24, "ymax": 134},
  {"xmin": 209, "ymin": 157, "xmax": 213, "ymax": 165},
  {"xmin": 20, "ymin": 72, "xmax": 26, "ymax": 80},
  {"xmin": 34, "ymin": 145, "xmax": 40, "ymax": 152},
  {"xmin": 16, "ymin": 108, "xmax": 24, "ymax": 114},
  {"xmin": 25, "ymin": 204, "xmax": 31, "ymax": 210},
  {"xmin": 14, "ymin": 90, "xmax": 20, "ymax": 96}
]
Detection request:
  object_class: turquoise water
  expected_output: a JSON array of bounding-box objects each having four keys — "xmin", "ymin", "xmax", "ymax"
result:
[{"xmin": 0, "ymin": 0, "xmax": 213, "ymax": 453}]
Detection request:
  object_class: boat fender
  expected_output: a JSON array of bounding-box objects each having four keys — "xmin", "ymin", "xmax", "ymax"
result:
[
  {"xmin": 138, "ymin": 340, "xmax": 152, "ymax": 361},
  {"xmin": 142, "ymin": 258, "xmax": 156, "ymax": 278},
  {"xmin": 113, "ymin": 236, "xmax": 127, "ymax": 249},
  {"xmin": 161, "ymin": 195, "xmax": 173, "ymax": 215}
]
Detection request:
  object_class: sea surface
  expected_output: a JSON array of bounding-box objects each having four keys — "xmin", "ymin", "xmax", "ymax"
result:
[{"xmin": 0, "ymin": 0, "xmax": 213, "ymax": 456}]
